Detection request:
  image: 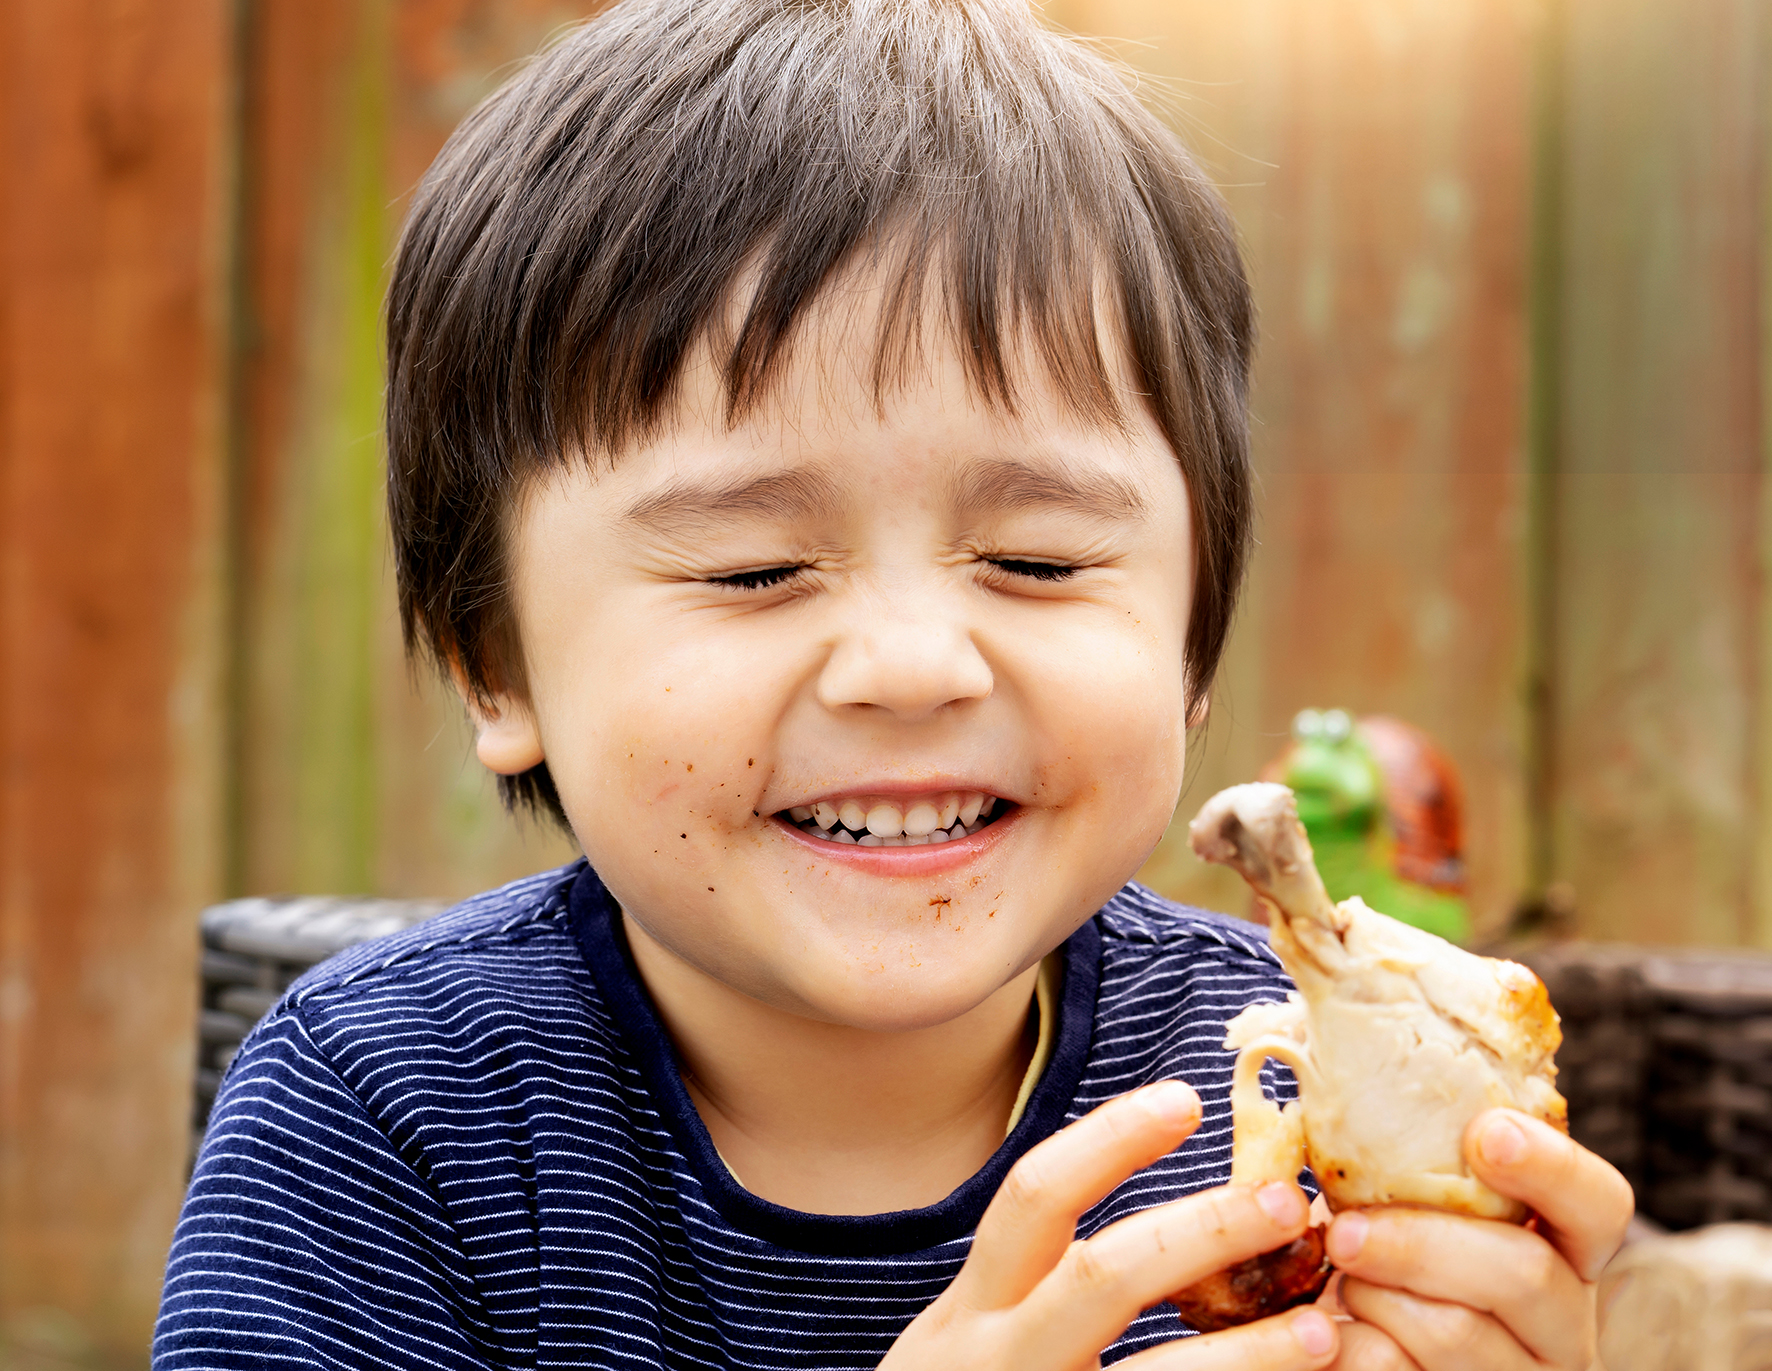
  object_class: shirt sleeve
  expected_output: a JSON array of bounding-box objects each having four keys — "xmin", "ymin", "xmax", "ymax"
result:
[{"xmin": 154, "ymin": 1008, "xmax": 500, "ymax": 1370}]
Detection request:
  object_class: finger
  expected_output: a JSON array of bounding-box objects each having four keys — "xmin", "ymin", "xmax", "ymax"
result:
[
  {"xmin": 1339, "ymin": 1278, "xmax": 1541, "ymax": 1371},
  {"xmin": 960, "ymin": 1081, "xmax": 1202, "ymax": 1308},
  {"xmin": 1115, "ymin": 1308, "xmax": 1339, "ymax": 1371},
  {"xmin": 1330, "ymin": 1317, "xmax": 1424, "ymax": 1371},
  {"xmin": 1009, "ymin": 1180, "xmax": 1313, "ymax": 1363},
  {"xmin": 1323, "ymin": 1207, "xmax": 1588, "ymax": 1367},
  {"xmin": 1463, "ymin": 1109, "xmax": 1634, "ymax": 1281}
]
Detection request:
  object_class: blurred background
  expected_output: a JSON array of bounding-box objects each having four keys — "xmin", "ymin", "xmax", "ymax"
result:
[{"xmin": 3, "ymin": 0, "xmax": 1769, "ymax": 1363}]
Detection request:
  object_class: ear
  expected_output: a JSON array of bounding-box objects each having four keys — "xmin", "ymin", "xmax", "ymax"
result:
[
  {"xmin": 468, "ymin": 695, "xmax": 546, "ymax": 775},
  {"xmin": 448, "ymin": 660, "xmax": 546, "ymax": 776},
  {"xmin": 1185, "ymin": 688, "xmax": 1212, "ymax": 731}
]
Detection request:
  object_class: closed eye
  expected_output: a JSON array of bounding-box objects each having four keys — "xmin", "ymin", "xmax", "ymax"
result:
[
  {"xmin": 990, "ymin": 558, "xmax": 1079, "ymax": 582},
  {"xmin": 708, "ymin": 564, "xmax": 804, "ymax": 591}
]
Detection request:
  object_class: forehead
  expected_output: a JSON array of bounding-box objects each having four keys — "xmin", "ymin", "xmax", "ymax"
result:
[{"xmin": 587, "ymin": 304, "xmax": 1181, "ymax": 532}]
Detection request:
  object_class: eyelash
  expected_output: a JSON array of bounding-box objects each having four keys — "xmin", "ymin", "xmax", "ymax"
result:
[
  {"xmin": 988, "ymin": 558, "xmax": 1079, "ymax": 582},
  {"xmin": 707, "ymin": 558, "xmax": 1079, "ymax": 590},
  {"xmin": 708, "ymin": 565, "xmax": 805, "ymax": 591}
]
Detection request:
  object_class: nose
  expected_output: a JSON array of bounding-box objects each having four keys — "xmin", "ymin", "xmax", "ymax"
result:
[{"xmin": 816, "ymin": 607, "xmax": 994, "ymax": 721}]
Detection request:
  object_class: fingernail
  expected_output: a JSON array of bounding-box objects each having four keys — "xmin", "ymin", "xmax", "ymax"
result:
[
  {"xmin": 1147, "ymin": 1081, "xmax": 1198, "ymax": 1126},
  {"xmin": 1326, "ymin": 1210, "xmax": 1367, "ymax": 1263},
  {"xmin": 1480, "ymin": 1116, "xmax": 1528, "ymax": 1167},
  {"xmin": 1257, "ymin": 1181, "xmax": 1305, "ymax": 1226},
  {"xmin": 1292, "ymin": 1309, "xmax": 1335, "ymax": 1357}
]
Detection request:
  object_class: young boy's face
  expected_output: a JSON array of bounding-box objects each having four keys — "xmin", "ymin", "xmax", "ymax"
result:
[{"xmin": 481, "ymin": 298, "xmax": 1196, "ymax": 1032}]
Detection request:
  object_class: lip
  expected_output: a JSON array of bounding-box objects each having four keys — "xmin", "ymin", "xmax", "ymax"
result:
[{"xmin": 772, "ymin": 804, "xmax": 1019, "ymax": 873}]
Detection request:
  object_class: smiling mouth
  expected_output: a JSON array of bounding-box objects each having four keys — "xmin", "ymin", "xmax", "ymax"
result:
[{"xmin": 775, "ymin": 791, "xmax": 1009, "ymax": 847}]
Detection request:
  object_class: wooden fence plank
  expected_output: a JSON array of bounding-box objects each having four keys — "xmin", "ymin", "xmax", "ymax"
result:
[
  {"xmin": 371, "ymin": 0, "xmax": 593, "ymax": 898},
  {"xmin": 1760, "ymin": 11, "xmax": 1772, "ymax": 955},
  {"xmin": 236, "ymin": 0, "xmax": 389, "ymax": 898},
  {"xmin": 0, "ymin": 0, "xmax": 231, "ymax": 1359},
  {"xmin": 1049, "ymin": 0, "xmax": 1538, "ymax": 935},
  {"xmin": 1549, "ymin": 0, "xmax": 1767, "ymax": 946},
  {"xmin": 236, "ymin": 0, "xmax": 581, "ymax": 902}
]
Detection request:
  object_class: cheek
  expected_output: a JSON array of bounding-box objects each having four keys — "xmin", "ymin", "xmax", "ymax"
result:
[
  {"xmin": 1017, "ymin": 604, "xmax": 1190, "ymax": 833},
  {"xmin": 570, "ymin": 731, "xmax": 768, "ymax": 923},
  {"xmin": 555, "ymin": 647, "xmax": 777, "ymax": 841},
  {"xmin": 1067, "ymin": 687, "xmax": 1187, "ymax": 817},
  {"xmin": 1042, "ymin": 611, "xmax": 1188, "ymax": 744},
  {"xmin": 588, "ymin": 722, "xmax": 762, "ymax": 836}
]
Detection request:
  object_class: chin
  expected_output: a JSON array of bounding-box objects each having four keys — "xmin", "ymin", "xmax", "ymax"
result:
[
  {"xmin": 797, "ymin": 976, "xmax": 1024, "ymax": 1034},
  {"xmin": 771, "ymin": 934, "xmax": 1045, "ymax": 1033}
]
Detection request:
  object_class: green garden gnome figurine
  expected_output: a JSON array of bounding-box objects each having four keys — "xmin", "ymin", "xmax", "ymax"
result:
[{"xmin": 1263, "ymin": 709, "xmax": 1472, "ymax": 944}]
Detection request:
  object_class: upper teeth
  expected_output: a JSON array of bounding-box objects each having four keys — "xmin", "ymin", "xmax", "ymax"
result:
[{"xmin": 782, "ymin": 791, "xmax": 1000, "ymax": 845}]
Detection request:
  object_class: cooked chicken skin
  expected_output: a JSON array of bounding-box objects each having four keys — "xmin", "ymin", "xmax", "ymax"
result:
[{"xmin": 1189, "ymin": 782, "xmax": 1566, "ymax": 1221}]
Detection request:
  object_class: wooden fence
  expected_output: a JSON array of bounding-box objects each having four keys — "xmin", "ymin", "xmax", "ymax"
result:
[{"xmin": 2, "ymin": 0, "xmax": 1768, "ymax": 1361}]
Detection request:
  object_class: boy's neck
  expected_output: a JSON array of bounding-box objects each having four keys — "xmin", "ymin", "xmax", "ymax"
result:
[{"xmin": 622, "ymin": 910, "xmax": 1041, "ymax": 1216}]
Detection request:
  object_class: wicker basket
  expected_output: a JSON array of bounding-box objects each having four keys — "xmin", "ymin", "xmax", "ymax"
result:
[
  {"xmin": 1510, "ymin": 942, "xmax": 1772, "ymax": 1230},
  {"xmin": 1509, "ymin": 943, "xmax": 1654, "ymax": 1193},
  {"xmin": 1638, "ymin": 952, "xmax": 1772, "ymax": 1229},
  {"xmin": 193, "ymin": 896, "xmax": 445, "ymax": 1158}
]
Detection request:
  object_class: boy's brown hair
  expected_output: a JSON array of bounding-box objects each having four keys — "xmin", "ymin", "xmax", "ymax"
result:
[{"xmin": 387, "ymin": 0, "xmax": 1255, "ymax": 824}]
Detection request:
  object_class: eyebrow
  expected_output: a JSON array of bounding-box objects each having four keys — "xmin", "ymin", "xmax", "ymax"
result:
[
  {"xmin": 950, "ymin": 456, "xmax": 1150, "ymax": 523},
  {"xmin": 621, "ymin": 467, "xmax": 846, "ymax": 535}
]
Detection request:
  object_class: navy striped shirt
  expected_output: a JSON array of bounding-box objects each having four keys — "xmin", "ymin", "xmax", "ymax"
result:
[{"xmin": 156, "ymin": 860, "xmax": 1301, "ymax": 1368}]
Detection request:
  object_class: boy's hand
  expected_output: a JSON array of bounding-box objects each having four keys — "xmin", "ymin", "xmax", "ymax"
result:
[
  {"xmin": 880, "ymin": 1082, "xmax": 1340, "ymax": 1371},
  {"xmin": 1323, "ymin": 1109, "xmax": 1633, "ymax": 1370}
]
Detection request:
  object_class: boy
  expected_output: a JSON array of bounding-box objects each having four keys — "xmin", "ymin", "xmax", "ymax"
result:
[{"xmin": 156, "ymin": 0, "xmax": 1632, "ymax": 1366}]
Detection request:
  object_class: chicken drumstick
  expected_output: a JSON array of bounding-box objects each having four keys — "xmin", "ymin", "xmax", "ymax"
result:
[{"xmin": 1167, "ymin": 782, "xmax": 1567, "ymax": 1330}]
